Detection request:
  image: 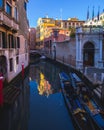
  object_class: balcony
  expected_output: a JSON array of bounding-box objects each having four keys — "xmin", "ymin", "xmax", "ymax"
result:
[{"xmin": 0, "ymin": 11, "xmax": 19, "ymax": 32}]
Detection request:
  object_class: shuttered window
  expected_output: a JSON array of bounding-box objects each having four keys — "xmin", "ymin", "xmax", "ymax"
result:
[
  {"xmin": 8, "ymin": 34, "xmax": 16, "ymax": 48},
  {"xmin": 17, "ymin": 37, "xmax": 20, "ymax": 48},
  {"xmin": 9, "ymin": 58, "xmax": 13, "ymax": 71},
  {"xmin": 0, "ymin": 0, "xmax": 3, "ymax": 7},
  {"xmin": 2, "ymin": 32, "xmax": 7, "ymax": 48}
]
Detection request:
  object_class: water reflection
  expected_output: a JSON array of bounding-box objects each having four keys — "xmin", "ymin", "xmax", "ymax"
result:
[
  {"xmin": 38, "ymin": 72, "xmax": 52, "ymax": 97},
  {"xmin": 0, "ymin": 60, "xmax": 75, "ymax": 130},
  {"xmin": 28, "ymin": 61, "xmax": 74, "ymax": 130}
]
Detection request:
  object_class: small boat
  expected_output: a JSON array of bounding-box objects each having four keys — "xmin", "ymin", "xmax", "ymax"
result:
[
  {"xmin": 40, "ymin": 55, "xmax": 46, "ymax": 60},
  {"xmin": 59, "ymin": 72, "xmax": 94, "ymax": 130},
  {"xmin": 70, "ymin": 72, "xmax": 104, "ymax": 130}
]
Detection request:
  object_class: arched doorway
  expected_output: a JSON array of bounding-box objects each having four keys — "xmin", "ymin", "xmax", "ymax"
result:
[{"xmin": 83, "ymin": 42, "xmax": 94, "ymax": 66}]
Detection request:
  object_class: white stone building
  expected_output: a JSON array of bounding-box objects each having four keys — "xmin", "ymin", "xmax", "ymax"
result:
[{"xmin": 76, "ymin": 26, "xmax": 104, "ymax": 70}]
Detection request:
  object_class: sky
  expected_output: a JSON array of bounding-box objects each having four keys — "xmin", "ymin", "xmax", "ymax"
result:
[{"xmin": 27, "ymin": 0, "xmax": 104, "ymax": 27}]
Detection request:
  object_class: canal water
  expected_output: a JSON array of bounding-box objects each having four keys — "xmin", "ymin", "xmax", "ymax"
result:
[{"xmin": 0, "ymin": 60, "xmax": 75, "ymax": 130}]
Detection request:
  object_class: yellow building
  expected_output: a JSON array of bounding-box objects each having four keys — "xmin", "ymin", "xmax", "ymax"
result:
[
  {"xmin": 36, "ymin": 17, "xmax": 85, "ymax": 51},
  {"xmin": 36, "ymin": 17, "xmax": 56, "ymax": 49}
]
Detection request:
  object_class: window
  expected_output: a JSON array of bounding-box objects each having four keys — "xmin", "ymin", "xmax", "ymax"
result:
[
  {"xmin": 6, "ymin": 3, "xmax": 11, "ymax": 15},
  {"xmin": 8, "ymin": 34, "xmax": 16, "ymax": 48},
  {"xmin": 24, "ymin": 1, "xmax": 27, "ymax": 11},
  {"xmin": 8, "ymin": 34, "xmax": 11, "ymax": 48},
  {"xmin": 0, "ymin": 0, "xmax": 3, "ymax": 7},
  {"xmin": 54, "ymin": 31, "xmax": 58, "ymax": 38},
  {"xmin": 8, "ymin": 34, "xmax": 13, "ymax": 48},
  {"xmin": 17, "ymin": 37, "xmax": 20, "ymax": 48},
  {"xmin": 9, "ymin": 58, "xmax": 13, "ymax": 71},
  {"xmin": 2, "ymin": 32, "xmax": 7, "ymax": 48},
  {"xmin": 64, "ymin": 22, "xmax": 67, "ymax": 28},
  {"xmin": 16, "ymin": 56, "xmax": 19, "ymax": 64},
  {"xmin": 14, "ymin": 7, "xmax": 18, "ymax": 21}
]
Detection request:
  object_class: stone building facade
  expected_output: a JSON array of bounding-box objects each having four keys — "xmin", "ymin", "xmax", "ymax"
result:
[
  {"xmin": 51, "ymin": 39, "xmax": 76, "ymax": 67},
  {"xmin": 0, "ymin": 0, "xmax": 29, "ymax": 82},
  {"xmin": 76, "ymin": 26, "xmax": 104, "ymax": 69}
]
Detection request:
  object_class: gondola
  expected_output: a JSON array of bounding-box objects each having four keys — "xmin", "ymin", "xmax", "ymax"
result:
[
  {"xmin": 70, "ymin": 72, "xmax": 104, "ymax": 130},
  {"xmin": 59, "ymin": 72, "xmax": 94, "ymax": 130}
]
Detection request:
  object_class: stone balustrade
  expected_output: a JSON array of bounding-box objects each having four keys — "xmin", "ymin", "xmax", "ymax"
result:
[{"xmin": 76, "ymin": 26, "xmax": 103, "ymax": 34}]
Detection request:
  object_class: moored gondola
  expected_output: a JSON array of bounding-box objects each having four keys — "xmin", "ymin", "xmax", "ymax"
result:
[
  {"xmin": 70, "ymin": 72, "xmax": 104, "ymax": 130},
  {"xmin": 59, "ymin": 72, "xmax": 95, "ymax": 130}
]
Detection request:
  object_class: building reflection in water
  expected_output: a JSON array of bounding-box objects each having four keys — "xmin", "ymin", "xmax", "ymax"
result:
[
  {"xmin": 38, "ymin": 72, "xmax": 52, "ymax": 97},
  {"xmin": 0, "ymin": 61, "xmax": 74, "ymax": 130},
  {"xmin": 0, "ymin": 76, "xmax": 30, "ymax": 130}
]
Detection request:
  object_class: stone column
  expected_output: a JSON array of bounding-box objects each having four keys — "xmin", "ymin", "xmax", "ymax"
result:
[
  {"xmin": 76, "ymin": 27, "xmax": 83, "ymax": 69},
  {"xmin": 79, "ymin": 40, "xmax": 82, "ymax": 61},
  {"xmin": 76, "ymin": 34, "xmax": 79, "ymax": 61},
  {"xmin": 99, "ymin": 36, "xmax": 102, "ymax": 61},
  {"xmin": 98, "ymin": 33, "xmax": 103, "ymax": 67}
]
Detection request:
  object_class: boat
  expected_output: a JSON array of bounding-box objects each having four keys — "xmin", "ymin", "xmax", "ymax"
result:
[
  {"xmin": 40, "ymin": 55, "xmax": 46, "ymax": 60},
  {"xmin": 70, "ymin": 72, "xmax": 104, "ymax": 130},
  {"xmin": 59, "ymin": 72, "xmax": 94, "ymax": 130}
]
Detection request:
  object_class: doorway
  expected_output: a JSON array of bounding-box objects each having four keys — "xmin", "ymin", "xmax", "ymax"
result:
[
  {"xmin": 0, "ymin": 56, "xmax": 7, "ymax": 76},
  {"xmin": 83, "ymin": 42, "xmax": 94, "ymax": 66}
]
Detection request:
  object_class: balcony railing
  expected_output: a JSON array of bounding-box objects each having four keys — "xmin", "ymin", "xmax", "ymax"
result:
[{"xmin": 0, "ymin": 11, "xmax": 19, "ymax": 31}]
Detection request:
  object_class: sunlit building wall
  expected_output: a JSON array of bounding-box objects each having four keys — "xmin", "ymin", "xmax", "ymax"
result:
[
  {"xmin": 61, "ymin": 17, "xmax": 85, "ymax": 28},
  {"xmin": 36, "ymin": 17, "xmax": 56, "ymax": 49}
]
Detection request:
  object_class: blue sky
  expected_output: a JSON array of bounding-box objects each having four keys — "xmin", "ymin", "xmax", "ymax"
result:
[{"xmin": 27, "ymin": 0, "xmax": 104, "ymax": 27}]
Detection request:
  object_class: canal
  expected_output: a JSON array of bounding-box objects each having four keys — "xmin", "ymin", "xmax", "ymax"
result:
[{"xmin": 0, "ymin": 59, "xmax": 75, "ymax": 130}]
